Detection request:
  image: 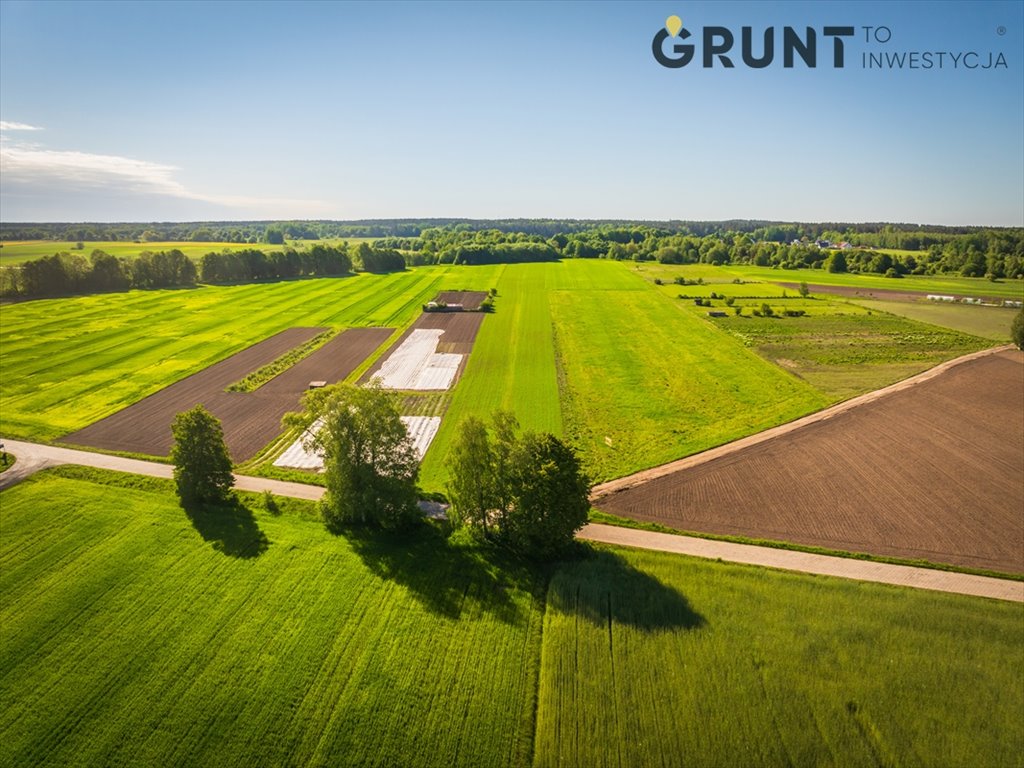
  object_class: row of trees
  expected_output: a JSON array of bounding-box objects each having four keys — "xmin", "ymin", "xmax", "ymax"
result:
[
  {"xmin": 1, "ymin": 241, "xmax": 413, "ymax": 298},
  {"xmin": 174, "ymin": 384, "xmax": 590, "ymax": 560},
  {"xmin": 377, "ymin": 225, "xmax": 1024, "ymax": 278},
  {"xmin": 199, "ymin": 245, "xmax": 353, "ymax": 283},
  {"xmin": 7, "ymin": 217, "xmax": 1008, "ymax": 246},
  {"xmin": 2, "ymin": 249, "xmax": 197, "ymax": 298}
]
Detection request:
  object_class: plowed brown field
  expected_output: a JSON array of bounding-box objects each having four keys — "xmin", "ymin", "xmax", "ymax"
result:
[
  {"xmin": 64, "ymin": 327, "xmax": 392, "ymax": 461},
  {"xmin": 597, "ymin": 349, "xmax": 1024, "ymax": 573},
  {"xmin": 434, "ymin": 291, "xmax": 488, "ymax": 310}
]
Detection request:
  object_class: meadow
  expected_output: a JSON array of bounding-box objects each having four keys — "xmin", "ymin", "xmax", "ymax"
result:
[
  {"xmin": 0, "ymin": 260, "xmax": 999, "ymax": 491},
  {"xmin": 1, "ymin": 468, "xmax": 1021, "ymax": 767}
]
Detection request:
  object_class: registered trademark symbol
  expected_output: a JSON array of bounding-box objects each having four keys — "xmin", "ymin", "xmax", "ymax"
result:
[{"xmin": 997, "ymin": 26, "xmax": 1006, "ymax": 35}]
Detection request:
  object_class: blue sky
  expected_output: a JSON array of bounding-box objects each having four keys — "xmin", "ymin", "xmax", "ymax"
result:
[{"xmin": 1, "ymin": 0, "xmax": 1021, "ymax": 225}]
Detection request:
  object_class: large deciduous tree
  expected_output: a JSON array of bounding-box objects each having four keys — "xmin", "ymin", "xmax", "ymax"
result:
[
  {"xmin": 171, "ymin": 405, "xmax": 234, "ymax": 506},
  {"xmin": 446, "ymin": 411, "xmax": 590, "ymax": 559},
  {"xmin": 504, "ymin": 432, "xmax": 590, "ymax": 560},
  {"xmin": 286, "ymin": 383, "xmax": 419, "ymax": 531}
]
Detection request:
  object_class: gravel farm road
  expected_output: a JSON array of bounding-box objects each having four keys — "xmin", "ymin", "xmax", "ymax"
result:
[{"xmin": 2, "ymin": 437, "xmax": 1021, "ymax": 602}]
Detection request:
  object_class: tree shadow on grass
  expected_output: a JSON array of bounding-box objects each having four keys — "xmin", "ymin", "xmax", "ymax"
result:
[
  {"xmin": 344, "ymin": 523, "xmax": 543, "ymax": 626},
  {"xmin": 547, "ymin": 547, "xmax": 706, "ymax": 632},
  {"xmin": 183, "ymin": 496, "xmax": 270, "ymax": 559}
]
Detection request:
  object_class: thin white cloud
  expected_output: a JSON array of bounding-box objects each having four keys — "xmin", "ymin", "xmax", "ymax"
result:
[
  {"xmin": 0, "ymin": 136, "xmax": 331, "ymax": 218},
  {"xmin": 0, "ymin": 121, "xmax": 44, "ymax": 131}
]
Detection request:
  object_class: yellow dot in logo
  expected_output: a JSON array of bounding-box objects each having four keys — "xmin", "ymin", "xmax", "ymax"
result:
[{"xmin": 665, "ymin": 15, "xmax": 683, "ymax": 37}]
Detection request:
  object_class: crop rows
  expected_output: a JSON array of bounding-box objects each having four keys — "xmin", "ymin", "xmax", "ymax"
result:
[
  {"xmin": 0, "ymin": 268, "xmax": 494, "ymax": 442},
  {"xmin": 0, "ymin": 469, "xmax": 541, "ymax": 768},
  {"xmin": 533, "ymin": 548, "xmax": 1024, "ymax": 768}
]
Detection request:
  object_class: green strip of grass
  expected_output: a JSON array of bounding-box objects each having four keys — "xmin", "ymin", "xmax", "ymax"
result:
[{"xmin": 225, "ymin": 329, "xmax": 336, "ymax": 392}]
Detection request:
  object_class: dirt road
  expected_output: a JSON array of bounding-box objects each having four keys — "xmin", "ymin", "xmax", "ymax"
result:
[{"xmin": 2, "ymin": 437, "xmax": 1019, "ymax": 602}]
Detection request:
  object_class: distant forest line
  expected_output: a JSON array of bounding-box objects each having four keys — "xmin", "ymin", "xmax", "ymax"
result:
[{"xmin": 1, "ymin": 219, "xmax": 1021, "ymax": 300}]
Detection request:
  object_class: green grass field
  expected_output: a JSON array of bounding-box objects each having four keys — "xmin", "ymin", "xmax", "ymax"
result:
[
  {"xmin": 0, "ymin": 238, "xmax": 377, "ymax": 265},
  {"xmin": 536, "ymin": 546, "xmax": 1024, "ymax": 768},
  {"xmin": 0, "ymin": 468, "xmax": 542, "ymax": 767},
  {"xmin": 0, "ymin": 261, "xmax": 999, "ymax": 491},
  {"xmin": 0, "ymin": 267, "xmax": 499, "ymax": 441},
  {"xmin": 548, "ymin": 282, "xmax": 827, "ymax": 481},
  {"xmin": 2, "ymin": 468, "xmax": 1021, "ymax": 767},
  {"xmin": 854, "ymin": 299, "xmax": 1018, "ymax": 341}
]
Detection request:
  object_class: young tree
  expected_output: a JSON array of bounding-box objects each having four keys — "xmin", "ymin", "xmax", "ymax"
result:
[
  {"xmin": 171, "ymin": 405, "xmax": 234, "ymax": 506},
  {"xmin": 286, "ymin": 383, "xmax": 419, "ymax": 531},
  {"xmin": 447, "ymin": 416, "xmax": 495, "ymax": 536},
  {"xmin": 1012, "ymin": 308, "xmax": 1024, "ymax": 350}
]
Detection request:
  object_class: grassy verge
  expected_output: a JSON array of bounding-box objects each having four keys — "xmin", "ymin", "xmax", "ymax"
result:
[{"xmin": 588, "ymin": 509, "xmax": 1024, "ymax": 582}]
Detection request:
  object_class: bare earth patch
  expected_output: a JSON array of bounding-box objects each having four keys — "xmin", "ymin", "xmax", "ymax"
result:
[
  {"xmin": 64, "ymin": 328, "xmax": 392, "ymax": 461},
  {"xmin": 596, "ymin": 348, "xmax": 1024, "ymax": 574}
]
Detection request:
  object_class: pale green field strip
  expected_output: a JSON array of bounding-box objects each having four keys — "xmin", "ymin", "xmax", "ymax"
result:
[
  {"xmin": 535, "ymin": 547, "xmax": 1024, "ymax": 768},
  {"xmin": 419, "ymin": 264, "xmax": 562, "ymax": 489},
  {"xmin": 548, "ymin": 278, "xmax": 828, "ymax": 482},
  {"xmin": 2, "ymin": 469, "xmax": 1021, "ymax": 767},
  {"xmin": 852, "ymin": 298, "xmax": 1017, "ymax": 341}
]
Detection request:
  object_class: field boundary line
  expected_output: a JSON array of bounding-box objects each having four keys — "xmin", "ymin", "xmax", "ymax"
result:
[
  {"xmin": 590, "ymin": 345, "xmax": 1016, "ymax": 500},
  {"xmin": 579, "ymin": 523, "xmax": 1024, "ymax": 603}
]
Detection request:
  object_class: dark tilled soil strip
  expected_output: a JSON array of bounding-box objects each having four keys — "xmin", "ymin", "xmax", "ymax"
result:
[
  {"xmin": 64, "ymin": 327, "xmax": 392, "ymax": 461},
  {"xmin": 433, "ymin": 291, "xmax": 489, "ymax": 310},
  {"xmin": 597, "ymin": 350, "xmax": 1024, "ymax": 574}
]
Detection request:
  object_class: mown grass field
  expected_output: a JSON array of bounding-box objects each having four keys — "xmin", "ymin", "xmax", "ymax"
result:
[
  {"xmin": 547, "ymin": 280, "xmax": 827, "ymax": 481},
  {"xmin": 537, "ymin": 546, "xmax": 1024, "ymax": 768},
  {"xmin": 0, "ymin": 238, "xmax": 377, "ymax": 265},
  {"xmin": 2, "ymin": 468, "xmax": 1021, "ymax": 767}
]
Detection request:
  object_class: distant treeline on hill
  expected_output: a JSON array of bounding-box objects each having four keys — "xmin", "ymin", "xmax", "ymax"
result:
[
  {"xmin": 0, "ymin": 242, "xmax": 407, "ymax": 299},
  {"xmin": 2, "ymin": 220, "xmax": 1022, "ymax": 299},
  {"xmin": 2, "ymin": 218, "xmax": 1019, "ymax": 245}
]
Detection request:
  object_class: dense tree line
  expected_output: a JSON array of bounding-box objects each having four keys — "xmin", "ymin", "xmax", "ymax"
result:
[
  {"xmin": 4, "ymin": 221, "xmax": 1022, "ymax": 297},
  {"xmin": 2, "ymin": 249, "xmax": 197, "ymax": 298},
  {"xmin": 199, "ymin": 244, "xmax": 353, "ymax": 283},
  {"xmin": 446, "ymin": 412, "xmax": 589, "ymax": 560}
]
